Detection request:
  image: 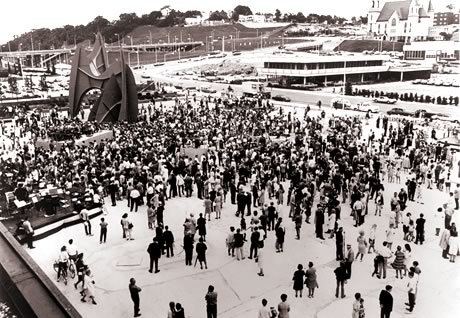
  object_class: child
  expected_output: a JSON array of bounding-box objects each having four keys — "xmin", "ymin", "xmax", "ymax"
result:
[
  {"xmin": 368, "ymin": 224, "xmax": 377, "ymax": 253},
  {"xmin": 407, "ymin": 220, "xmax": 415, "ymax": 242},
  {"xmin": 415, "ymin": 182, "xmax": 423, "ymax": 204},
  {"xmin": 395, "ymin": 168, "xmax": 401, "ymax": 184}
]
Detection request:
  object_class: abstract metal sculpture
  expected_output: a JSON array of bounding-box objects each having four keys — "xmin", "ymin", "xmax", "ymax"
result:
[{"xmin": 68, "ymin": 33, "xmax": 138, "ymax": 123}]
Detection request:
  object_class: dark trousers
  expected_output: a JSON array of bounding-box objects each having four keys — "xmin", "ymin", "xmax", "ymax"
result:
[
  {"xmin": 185, "ymin": 250, "xmax": 193, "ymax": 265},
  {"xmin": 166, "ymin": 243, "xmax": 174, "ymax": 257},
  {"xmin": 268, "ymin": 218, "xmax": 276, "ymax": 230},
  {"xmin": 207, "ymin": 304, "xmax": 217, "ymax": 318},
  {"xmin": 456, "ymin": 198, "xmax": 459, "ymax": 210},
  {"xmin": 249, "ymin": 244, "xmax": 258, "ymax": 258},
  {"xmin": 130, "ymin": 198, "xmax": 139, "ymax": 212},
  {"xmin": 415, "ymin": 230, "xmax": 424, "ymax": 244},
  {"xmin": 380, "ymin": 308, "xmax": 391, "ymax": 318},
  {"xmin": 335, "ymin": 279, "xmax": 345, "ymax": 298},
  {"xmin": 407, "ymin": 292, "xmax": 415, "ymax": 311},
  {"xmin": 149, "ymin": 256, "xmax": 158, "ymax": 272},
  {"xmin": 131, "ymin": 296, "xmax": 140, "ymax": 316},
  {"xmin": 110, "ymin": 192, "xmax": 116, "ymax": 206},
  {"xmin": 26, "ymin": 232, "xmax": 34, "ymax": 248},
  {"xmin": 345, "ymin": 261, "xmax": 353, "ymax": 279},
  {"xmin": 445, "ymin": 215, "xmax": 452, "ymax": 229},
  {"xmin": 336, "ymin": 243, "xmax": 344, "ymax": 260},
  {"xmin": 316, "ymin": 224, "xmax": 323, "ymax": 239},
  {"xmin": 100, "ymin": 229, "xmax": 107, "ymax": 243}
]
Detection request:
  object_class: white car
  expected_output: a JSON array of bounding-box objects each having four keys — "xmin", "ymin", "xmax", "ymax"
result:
[
  {"xmin": 373, "ymin": 96, "xmax": 397, "ymax": 104},
  {"xmin": 352, "ymin": 102, "xmax": 379, "ymax": 113},
  {"xmin": 432, "ymin": 115, "xmax": 460, "ymax": 124}
]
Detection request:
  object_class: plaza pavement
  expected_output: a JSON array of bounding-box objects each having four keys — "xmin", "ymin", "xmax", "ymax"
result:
[{"xmin": 25, "ymin": 114, "xmax": 460, "ymax": 318}]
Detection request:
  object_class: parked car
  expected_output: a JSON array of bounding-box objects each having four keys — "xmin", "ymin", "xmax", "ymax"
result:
[
  {"xmin": 387, "ymin": 107, "xmax": 414, "ymax": 116},
  {"xmin": 272, "ymin": 95, "xmax": 291, "ymax": 102},
  {"xmin": 432, "ymin": 114, "xmax": 460, "ymax": 124},
  {"xmin": 200, "ymin": 85, "xmax": 217, "ymax": 94},
  {"xmin": 352, "ymin": 102, "xmax": 379, "ymax": 113},
  {"xmin": 420, "ymin": 79, "xmax": 428, "ymax": 84},
  {"xmin": 452, "ymin": 81, "xmax": 460, "ymax": 87},
  {"xmin": 373, "ymin": 96, "xmax": 397, "ymax": 104},
  {"xmin": 442, "ymin": 81, "xmax": 452, "ymax": 87},
  {"xmin": 412, "ymin": 79, "xmax": 422, "ymax": 84},
  {"xmin": 232, "ymin": 51, "xmax": 242, "ymax": 56},
  {"xmin": 331, "ymin": 97, "xmax": 352, "ymax": 109},
  {"xmin": 434, "ymin": 80, "xmax": 444, "ymax": 86},
  {"xmin": 426, "ymin": 79, "xmax": 436, "ymax": 85},
  {"xmin": 413, "ymin": 109, "xmax": 445, "ymax": 119}
]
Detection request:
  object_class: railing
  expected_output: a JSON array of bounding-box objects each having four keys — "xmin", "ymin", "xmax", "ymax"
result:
[{"xmin": 260, "ymin": 65, "xmax": 390, "ymax": 76}]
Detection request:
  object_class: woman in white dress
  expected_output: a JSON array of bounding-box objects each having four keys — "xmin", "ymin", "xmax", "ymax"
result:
[
  {"xmin": 403, "ymin": 243, "xmax": 412, "ymax": 276},
  {"xmin": 448, "ymin": 234, "xmax": 459, "ymax": 263}
]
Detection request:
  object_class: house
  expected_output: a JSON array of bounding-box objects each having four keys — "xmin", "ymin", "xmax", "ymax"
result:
[
  {"xmin": 238, "ymin": 14, "xmax": 271, "ymax": 23},
  {"xmin": 367, "ymin": 0, "xmax": 434, "ymax": 42}
]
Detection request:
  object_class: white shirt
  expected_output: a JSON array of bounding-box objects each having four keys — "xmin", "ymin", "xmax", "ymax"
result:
[
  {"xmin": 67, "ymin": 244, "xmax": 78, "ymax": 256},
  {"xmin": 258, "ymin": 306, "xmax": 271, "ymax": 318}
]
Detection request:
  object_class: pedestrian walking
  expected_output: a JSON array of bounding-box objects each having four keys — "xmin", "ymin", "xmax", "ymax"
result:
[
  {"xmin": 163, "ymin": 225, "xmax": 175, "ymax": 258},
  {"xmin": 226, "ymin": 226, "xmax": 235, "ymax": 257},
  {"xmin": 275, "ymin": 218, "xmax": 285, "ymax": 253},
  {"xmin": 196, "ymin": 237, "xmax": 208, "ymax": 269},
  {"xmin": 415, "ymin": 214, "xmax": 426, "ymax": 245},
  {"xmin": 205, "ymin": 285, "xmax": 218, "ymax": 318},
  {"xmin": 336, "ymin": 227, "xmax": 345, "ymax": 260},
  {"xmin": 448, "ymin": 232, "xmax": 459, "ymax": 263},
  {"xmin": 99, "ymin": 217, "xmax": 108, "ymax": 244},
  {"xmin": 379, "ymin": 285, "xmax": 393, "ymax": 318},
  {"xmin": 183, "ymin": 231, "xmax": 194, "ymax": 266},
  {"xmin": 147, "ymin": 237, "xmax": 161, "ymax": 273},
  {"xmin": 129, "ymin": 278, "xmax": 142, "ymax": 317},
  {"xmin": 305, "ymin": 262, "xmax": 318, "ymax": 298},
  {"xmin": 80, "ymin": 208, "xmax": 93, "ymax": 236},
  {"xmin": 147, "ymin": 205, "xmax": 156, "ymax": 230},
  {"xmin": 257, "ymin": 241, "xmax": 265, "ymax": 276},
  {"xmin": 368, "ymin": 224, "xmax": 377, "ymax": 253},
  {"xmin": 292, "ymin": 264, "xmax": 305, "ymax": 298},
  {"xmin": 334, "ymin": 261, "xmax": 347, "ymax": 298},
  {"xmin": 277, "ymin": 294, "xmax": 290, "ymax": 318},
  {"xmin": 249, "ymin": 227, "xmax": 260, "ymax": 259},
  {"xmin": 74, "ymin": 253, "xmax": 87, "ymax": 290},
  {"xmin": 352, "ymin": 293, "xmax": 361, "ymax": 318},
  {"xmin": 234, "ymin": 228, "xmax": 245, "ymax": 260},
  {"xmin": 406, "ymin": 272, "xmax": 417, "ymax": 313},
  {"xmin": 167, "ymin": 301, "xmax": 176, "ymax": 318},
  {"xmin": 22, "ymin": 217, "xmax": 35, "ymax": 249},
  {"xmin": 197, "ymin": 213, "xmax": 207, "ymax": 242},
  {"xmin": 257, "ymin": 299, "xmax": 272, "ymax": 318},
  {"xmin": 356, "ymin": 230, "xmax": 368, "ymax": 262},
  {"xmin": 392, "ymin": 246, "xmax": 405, "ymax": 279},
  {"xmin": 345, "ymin": 244, "xmax": 355, "ymax": 280},
  {"xmin": 80, "ymin": 269, "xmax": 97, "ymax": 305}
]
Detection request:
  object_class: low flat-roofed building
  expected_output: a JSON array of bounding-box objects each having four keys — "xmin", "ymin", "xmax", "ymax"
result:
[
  {"xmin": 403, "ymin": 40, "xmax": 459, "ymax": 61},
  {"xmin": 259, "ymin": 52, "xmax": 431, "ymax": 86}
]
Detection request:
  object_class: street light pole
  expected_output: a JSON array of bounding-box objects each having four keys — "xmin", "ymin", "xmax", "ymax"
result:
[{"xmin": 149, "ymin": 30, "xmax": 152, "ymax": 44}]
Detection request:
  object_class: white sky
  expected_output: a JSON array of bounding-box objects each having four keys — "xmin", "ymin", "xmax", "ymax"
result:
[{"xmin": 0, "ymin": 0, "xmax": 452, "ymax": 44}]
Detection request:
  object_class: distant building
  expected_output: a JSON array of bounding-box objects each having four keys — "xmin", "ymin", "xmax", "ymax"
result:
[
  {"xmin": 367, "ymin": 0, "xmax": 434, "ymax": 42},
  {"xmin": 403, "ymin": 40, "xmax": 459, "ymax": 61},
  {"xmin": 239, "ymin": 14, "xmax": 272, "ymax": 23},
  {"xmin": 433, "ymin": 11, "xmax": 460, "ymax": 26},
  {"xmin": 428, "ymin": 24, "xmax": 459, "ymax": 40}
]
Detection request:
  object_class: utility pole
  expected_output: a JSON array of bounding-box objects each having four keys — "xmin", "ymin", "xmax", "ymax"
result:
[{"xmin": 222, "ymin": 37, "xmax": 225, "ymax": 52}]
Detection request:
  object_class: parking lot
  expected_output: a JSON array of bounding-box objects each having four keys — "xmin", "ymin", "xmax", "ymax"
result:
[{"xmin": 354, "ymin": 73, "xmax": 459, "ymax": 97}]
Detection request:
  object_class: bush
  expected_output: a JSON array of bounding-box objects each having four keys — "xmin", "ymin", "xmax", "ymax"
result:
[
  {"xmin": 409, "ymin": 93, "xmax": 414, "ymax": 102},
  {"xmin": 455, "ymin": 97, "xmax": 459, "ymax": 106},
  {"xmin": 437, "ymin": 96, "xmax": 442, "ymax": 104},
  {"xmin": 345, "ymin": 81, "xmax": 353, "ymax": 96},
  {"xmin": 442, "ymin": 97, "xmax": 448, "ymax": 105},
  {"xmin": 375, "ymin": 91, "xmax": 379, "ymax": 98},
  {"xmin": 425, "ymin": 95, "xmax": 431, "ymax": 103},
  {"xmin": 449, "ymin": 96, "xmax": 453, "ymax": 105}
]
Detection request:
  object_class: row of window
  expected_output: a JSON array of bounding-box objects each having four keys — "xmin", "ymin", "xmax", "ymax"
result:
[
  {"xmin": 264, "ymin": 60, "xmax": 383, "ymax": 70},
  {"xmin": 404, "ymin": 50, "xmax": 426, "ymax": 59}
]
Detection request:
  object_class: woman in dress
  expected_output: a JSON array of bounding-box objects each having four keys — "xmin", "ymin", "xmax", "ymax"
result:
[
  {"xmin": 356, "ymin": 230, "xmax": 368, "ymax": 262},
  {"xmin": 392, "ymin": 245, "xmax": 405, "ymax": 279},
  {"xmin": 278, "ymin": 294, "xmax": 290, "ymax": 318},
  {"xmin": 304, "ymin": 262, "xmax": 318, "ymax": 298},
  {"xmin": 403, "ymin": 243, "xmax": 412, "ymax": 276},
  {"xmin": 292, "ymin": 264, "xmax": 305, "ymax": 298},
  {"xmin": 448, "ymin": 233, "xmax": 459, "ymax": 263},
  {"xmin": 215, "ymin": 193, "xmax": 222, "ymax": 219}
]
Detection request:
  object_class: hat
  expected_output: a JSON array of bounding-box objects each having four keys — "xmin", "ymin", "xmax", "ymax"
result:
[{"xmin": 347, "ymin": 244, "xmax": 351, "ymax": 247}]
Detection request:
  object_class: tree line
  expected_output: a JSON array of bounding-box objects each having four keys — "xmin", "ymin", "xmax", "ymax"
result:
[{"xmin": 2, "ymin": 5, "xmax": 347, "ymax": 52}]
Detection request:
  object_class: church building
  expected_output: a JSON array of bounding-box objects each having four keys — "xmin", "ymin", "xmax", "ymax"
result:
[{"xmin": 368, "ymin": 0, "xmax": 434, "ymax": 42}]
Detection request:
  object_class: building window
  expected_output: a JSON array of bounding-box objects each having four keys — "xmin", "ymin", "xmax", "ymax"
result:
[
  {"xmin": 391, "ymin": 18, "xmax": 397, "ymax": 26},
  {"xmin": 378, "ymin": 24, "xmax": 381, "ymax": 33}
]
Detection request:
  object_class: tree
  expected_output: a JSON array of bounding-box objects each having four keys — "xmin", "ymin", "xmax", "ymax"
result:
[
  {"xmin": 439, "ymin": 32, "xmax": 453, "ymax": 41},
  {"xmin": 231, "ymin": 11, "xmax": 239, "ymax": 21},
  {"xmin": 351, "ymin": 16, "xmax": 357, "ymax": 24},
  {"xmin": 359, "ymin": 16, "xmax": 368, "ymax": 24},
  {"xmin": 345, "ymin": 81, "xmax": 353, "ymax": 95},
  {"xmin": 209, "ymin": 10, "xmax": 228, "ymax": 21},
  {"xmin": 295, "ymin": 12, "xmax": 307, "ymax": 23},
  {"xmin": 275, "ymin": 9, "xmax": 282, "ymax": 22},
  {"xmin": 446, "ymin": 4, "xmax": 455, "ymax": 11},
  {"xmin": 436, "ymin": 96, "xmax": 442, "ymax": 104},
  {"xmin": 454, "ymin": 96, "xmax": 459, "ymax": 106},
  {"xmin": 233, "ymin": 5, "xmax": 252, "ymax": 16}
]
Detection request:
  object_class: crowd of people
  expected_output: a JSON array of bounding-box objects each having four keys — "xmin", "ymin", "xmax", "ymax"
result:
[{"xmin": 1, "ymin": 90, "xmax": 459, "ymax": 317}]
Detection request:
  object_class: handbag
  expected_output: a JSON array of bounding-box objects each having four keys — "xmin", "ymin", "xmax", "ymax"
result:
[{"xmin": 128, "ymin": 223, "xmax": 134, "ymax": 229}]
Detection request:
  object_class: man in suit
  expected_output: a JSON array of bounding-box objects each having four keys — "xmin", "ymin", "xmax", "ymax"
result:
[
  {"xmin": 379, "ymin": 285, "xmax": 393, "ymax": 318},
  {"xmin": 147, "ymin": 237, "xmax": 161, "ymax": 273}
]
